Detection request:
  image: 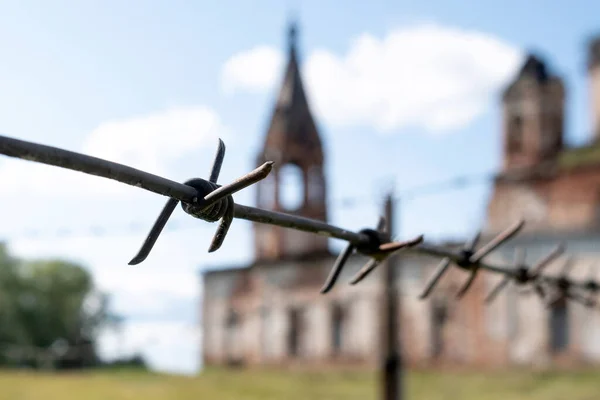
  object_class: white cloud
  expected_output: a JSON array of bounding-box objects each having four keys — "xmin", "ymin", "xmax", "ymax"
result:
[
  {"xmin": 94, "ymin": 268, "xmax": 198, "ymax": 299},
  {"xmin": 83, "ymin": 106, "xmax": 226, "ymax": 175},
  {"xmin": 221, "ymin": 46, "xmax": 284, "ymax": 95},
  {"xmin": 93, "ymin": 266, "xmax": 199, "ymax": 317},
  {"xmin": 220, "ymin": 23, "xmax": 524, "ymax": 134},
  {"xmin": 0, "ymin": 105, "xmax": 227, "ymax": 197}
]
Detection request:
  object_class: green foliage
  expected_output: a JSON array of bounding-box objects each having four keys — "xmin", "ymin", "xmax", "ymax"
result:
[
  {"xmin": 0, "ymin": 242, "xmax": 119, "ymax": 369},
  {"xmin": 558, "ymin": 144, "xmax": 600, "ymax": 169},
  {"xmin": 99, "ymin": 353, "xmax": 148, "ymax": 371}
]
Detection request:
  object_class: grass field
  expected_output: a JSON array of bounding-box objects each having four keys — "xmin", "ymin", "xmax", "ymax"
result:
[{"xmin": 0, "ymin": 367, "xmax": 599, "ymax": 400}]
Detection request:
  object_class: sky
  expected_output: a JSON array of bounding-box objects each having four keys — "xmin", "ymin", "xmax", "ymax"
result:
[{"xmin": 0, "ymin": 0, "xmax": 598, "ymax": 375}]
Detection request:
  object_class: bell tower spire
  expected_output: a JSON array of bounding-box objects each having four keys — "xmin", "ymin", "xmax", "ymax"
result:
[
  {"xmin": 288, "ymin": 19, "xmax": 298, "ymax": 55},
  {"xmin": 253, "ymin": 20, "xmax": 329, "ymax": 261},
  {"xmin": 501, "ymin": 53, "xmax": 565, "ymax": 171}
]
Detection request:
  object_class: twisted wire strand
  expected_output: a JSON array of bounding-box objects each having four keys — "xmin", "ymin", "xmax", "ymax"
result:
[{"xmin": 0, "ymin": 133, "xmax": 599, "ymax": 306}]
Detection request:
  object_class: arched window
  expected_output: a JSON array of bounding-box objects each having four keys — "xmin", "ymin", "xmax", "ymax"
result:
[
  {"xmin": 225, "ymin": 309, "xmax": 242, "ymax": 365},
  {"xmin": 307, "ymin": 166, "xmax": 325, "ymax": 205},
  {"xmin": 553, "ymin": 114, "xmax": 563, "ymax": 149},
  {"xmin": 430, "ymin": 297, "xmax": 448, "ymax": 359},
  {"xmin": 260, "ymin": 307, "xmax": 271, "ymax": 359},
  {"xmin": 226, "ymin": 309, "xmax": 239, "ymax": 328},
  {"xmin": 331, "ymin": 303, "xmax": 346, "ymax": 355},
  {"xmin": 288, "ymin": 307, "xmax": 305, "ymax": 357},
  {"xmin": 279, "ymin": 163, "xmax": 304, "ymax": 211},
  {"xmin": 549, "ymin": 297, "xmax": 569, "ymax": 353},
  {"xmin": 508, "ymin": 115, "xmax": 524, "ymax": 152}
]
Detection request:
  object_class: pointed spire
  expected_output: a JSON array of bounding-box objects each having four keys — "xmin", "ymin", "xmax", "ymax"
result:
[
  {"xmin": 518, "ymin": 53, "xmax": 549, "ymax": 82},
  {"xmin": 275, "ymin": 17, "xmax": 306, "ymax": 109},
  {"xmin": 288, "ymin": 19, "xmax": 298, "ymax": 55},
  {"xmin": 263, "ymin": 16, "xmax": 321, "ymax": 149}
]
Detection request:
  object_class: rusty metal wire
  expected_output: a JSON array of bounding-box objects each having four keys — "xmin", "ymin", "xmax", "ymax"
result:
[
  {"xmin": 0, "ymin": 133, "xmax": 599, "ymax": 308},
  {"xmin": 0, "ymin": 134, "xmax": 423, "ymax": 270}
]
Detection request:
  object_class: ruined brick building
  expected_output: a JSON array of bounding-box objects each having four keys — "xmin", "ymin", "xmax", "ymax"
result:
[
  {"xmin": 201, "ymin": 24, "xmax": 600, "ymax": 368},
  {"xmin": 202, "ymin": 22, "xmax": 385, "ymax": 367},
  {"xmin": 479, "ymin": 36, "xmax": 600, "ymax": 366}
]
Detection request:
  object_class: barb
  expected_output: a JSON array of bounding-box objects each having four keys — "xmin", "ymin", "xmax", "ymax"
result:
[
  {"xmin": 320, "ymin": 215, "xmax": 424, "ymax": 294},
  {"xmin": 484, "ymin": 244, "xmax": 564, "ymax": 304},
  {"xmin": 581, "ymin": 263, "xmax": 600, "ymax": 308},
  {"xmin": 129, "ymin": 139, "xmax": 274, "ymax": 264},
  {"xmin": 539, "ymin": 257, "xmax": 600, "ymax": 309},
  {"xmin": 1, "ymin": 133, "xmax": 600, "ymax": 309},
  {"xmin": 416, "ymin": 220, "xmax": 524, "ymax": 300}
]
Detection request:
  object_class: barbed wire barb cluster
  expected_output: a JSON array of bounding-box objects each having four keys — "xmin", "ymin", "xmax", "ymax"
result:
[
  {"xmin": 320, "ymin": 216, "xmax": 424, "ymax": 294},
  {"xmin": 484, "ymin": 244, "xmax": 565, "ymax": 304},
  {"xmin": 0, "ymin": 133, "xmax": 600, "ymax": 309},
  {"xmin": 129, "ymin": 138, "xmax": 274, "ymax": 265}
]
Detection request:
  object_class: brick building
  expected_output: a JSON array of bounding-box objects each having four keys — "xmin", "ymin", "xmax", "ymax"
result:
[
  {"xmin": 479, "ymin": 36, "xmax": 600, "ymax": 366},
  {"xmin": 202, "ymin": 22, "xmax": 389, "ymax": 368},
  {"xmin": 201, "ymin": 25, "xmax": 600, "ymax": 368}
]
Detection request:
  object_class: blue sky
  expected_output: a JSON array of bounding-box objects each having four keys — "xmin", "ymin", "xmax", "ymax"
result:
[{"xmin": 0, "ymin": 0, "xmax": 598, "ymax": 374}]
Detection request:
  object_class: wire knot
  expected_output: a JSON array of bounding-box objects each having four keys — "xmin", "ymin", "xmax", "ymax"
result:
[
  {"xmin": 128, "ymin": 139, "xmax": 273, "ymax": 265},
  {"xmin": 181, "ymin": 179, "xmax": 230, "ymax": 223},
  {"xmin": 319, "ymin": 216, "xmax": 424, "ymax": 294},
  {"xmin": 354, "ymin": 228, "xmax": 389, "ymax": 258}
]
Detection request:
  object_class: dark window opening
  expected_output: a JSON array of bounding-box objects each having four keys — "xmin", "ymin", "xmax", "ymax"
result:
[
  {"xmin": 225, "ymin": 309, "xmax": 243, "ymax": 367},
  {"xmin": 549, "ymin": 297, "xmax": 569, "ymax": 353},
  {"xmin": 508, "ymin": 115, "xmax": 524, "ymax": 153},
  {"xmin": 308, "ymin": 166, "xmax": 325, "ymax": 205},
  {"xmin": 287, "ymin": 307, "xmax": 304, "ymax": 357},
  {"xmin": 553, "ymin": 114, "xmax": 563, "ymax": 149},
  {"xmin": 226, "ymin": 309, "xmax": 239, "ymax": 328},
  {"xmin": 331, "ymin": 303, "xmax": 346, "ymax": 356},
  {"xmin": 261, "ymin": 307, "xmax": 270, "ymax": 358},
  {"xmin": 430, "ymin": 298, "xmax": 449, "ymax": 359}
]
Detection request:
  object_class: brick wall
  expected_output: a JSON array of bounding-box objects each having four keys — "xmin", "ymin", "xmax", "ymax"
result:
[{"xmin": 486, "ymin": 165, "xmax": 600, "ymax": 235}]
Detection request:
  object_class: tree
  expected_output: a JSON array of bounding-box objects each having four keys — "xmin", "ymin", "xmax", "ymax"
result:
[
  {"xmin": 0, "ymin": 242, "xmax": 118, "ymax": 369},
  {"xmin": 0, "ymin": 242, "xmax": 26, "ymax": 353}
]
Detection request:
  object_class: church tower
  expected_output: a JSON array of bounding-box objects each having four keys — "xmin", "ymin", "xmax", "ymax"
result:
[
  {"xmin": 253, "ymin": 21, "xmax": 329, "ymax": 261},
  {"xmin": 501, "ymin": 53, "xmax": 565, "ymax": 171}
]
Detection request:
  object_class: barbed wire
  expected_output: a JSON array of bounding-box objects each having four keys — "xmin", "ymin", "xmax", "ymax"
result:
[
  {"xmin": 0, "ymin": 171, "xmax": 494, "ymax": 241},
  {"xmin": 0, "ymin": 133, "xmax": 597, "ymax": 309}
]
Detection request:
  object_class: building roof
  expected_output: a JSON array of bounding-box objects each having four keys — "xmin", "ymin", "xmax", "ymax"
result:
[
  {"xmin": 588, "ymin": 35, "xmax": 600, "ymax": 70},
  {"xmin": 517, "ymin": 53, "xmax": 550, "ymax": 82},
  {"xmin": 275, "ymin": 21, "xmax": 307, "ymax": 112},
  {"xmin": 502, "ymin": 52, "xmax": 562, "ymax": 101}
]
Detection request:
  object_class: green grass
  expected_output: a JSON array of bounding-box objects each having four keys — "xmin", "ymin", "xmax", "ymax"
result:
[{"xmin": 0, "ymin": 367, "xmax": 599, "ymax": 399}]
